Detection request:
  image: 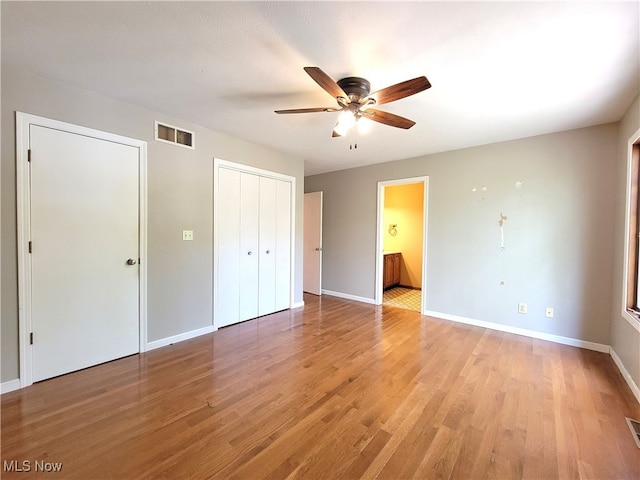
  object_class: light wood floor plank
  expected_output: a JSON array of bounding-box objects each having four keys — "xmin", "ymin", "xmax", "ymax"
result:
[{"xmin": 2, "ymin": 294, "xmax": 639, "ymax": 479}]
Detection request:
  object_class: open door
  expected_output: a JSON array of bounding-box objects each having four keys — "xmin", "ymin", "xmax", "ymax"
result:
[
  {"xmin": 376, "ymin": 177, "xmax": 428, "ymax": 313},
  {"xmin": 303, "ymin": 191, "xmax": 323, "ymax": 295}
]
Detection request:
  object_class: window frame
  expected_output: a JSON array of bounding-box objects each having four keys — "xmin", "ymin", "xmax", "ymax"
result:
[{"xmin": 622, "ymin": 127, "xmax": 640, "ymax": 332}]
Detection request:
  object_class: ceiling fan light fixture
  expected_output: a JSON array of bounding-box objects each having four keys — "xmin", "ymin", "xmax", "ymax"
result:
[
  {"xmin": 356, "ymin": 115, "xmax": 372, "ymax": 134},
  {"xmin": 334, "ymin": 110, "xmax": 356, "ymax": 136}
]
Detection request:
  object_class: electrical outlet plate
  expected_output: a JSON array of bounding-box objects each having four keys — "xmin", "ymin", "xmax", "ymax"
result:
[
  {"xmin": 518, "ymin": 303, "xmax": 527, "ymax": 314},
  {"xmin": 182, "ymin": 230, "xmax": 194, "ymax": 241},
  {"xmin": 545, "ymin": 307, "xmax": 554, "ymax": 318}
]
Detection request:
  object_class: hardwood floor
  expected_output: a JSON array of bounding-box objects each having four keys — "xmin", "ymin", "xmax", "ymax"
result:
[{"xmin": 2, "ymin": 294, "xmax": 639, "ymax": 479}]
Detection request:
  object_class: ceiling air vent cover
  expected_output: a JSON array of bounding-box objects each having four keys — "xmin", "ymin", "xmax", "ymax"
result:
[{"xmin": 155, "ymin": 121, "xmax": 194, "ymax": 149}]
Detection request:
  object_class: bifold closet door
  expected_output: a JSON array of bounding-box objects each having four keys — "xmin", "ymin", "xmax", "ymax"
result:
[
  {"xmin": 216, "ymin": 166, "xmax": 292, "ymax": 327},
  {"xmin": 258, "ymin": 177, "xmax": 291, "ymax": 316},
  {"xmin": 217, "ymin": 167, "xmax": 241, "ymax": 328},
  {"xmin": 274, "ymin": 180, "xmax": 292, "ymax": 311},
  {"xmin": 258, "ymin": 177, "xmax": 277, "ymax": 316},
  {"xmin": 239, "ymin": 172, "xmax": 260, "ymax": 322}
]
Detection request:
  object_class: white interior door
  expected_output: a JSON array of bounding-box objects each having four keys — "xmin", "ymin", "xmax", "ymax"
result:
[
  {"xmin": 217, "ymin": 167, "xmax": 241, "ymax": 327},
  {"xmin": 239, "ymin": 172, "xmax": 260, "ymax": 321},
  {"xmin": 29, "ymin": 124, "xmax": 140, "ymax": 382},
  {"xmin": 303, "ymin": 191, "xmax": 323, "ymax": 295}
]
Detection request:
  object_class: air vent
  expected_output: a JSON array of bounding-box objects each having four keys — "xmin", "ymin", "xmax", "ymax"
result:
[
  {"xmin": 155, "ymin": 121, "xmax": 194, "ymax": 149},
  {"xmin": 627, "ymin": 417, "xmax": 640, "ymax": 448}
]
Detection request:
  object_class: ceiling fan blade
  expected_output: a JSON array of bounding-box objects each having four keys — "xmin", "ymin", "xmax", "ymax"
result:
[
  {"xmin": 362, "ymin": 108, "xmax": 416, "ymax": 129},
  {"xmin": 275, "ymin": 107, "xmax": 341, "ymax": 114},
  {"xmin": 304, "ymin": 67, "xmax": 349, "ymax": 101},
  {"xmin": 331, "ymin": 129, "xmax": 342, "ymax": 137},
  {"xmin": 366, "ymin": 76, "xmax": 431, "ymax": 105}
]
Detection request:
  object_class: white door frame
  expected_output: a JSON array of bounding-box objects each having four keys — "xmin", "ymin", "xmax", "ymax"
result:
[
  {"xmin": 16, "ymin": 112, "xmax": 148, "ymax": 388},
  {"xmin": 375, "ymin": 176, "xmax": 429, "ymax": 314},
  {"xmin": 213, "ymin": 158, "xmax": 296, "ymax": 330}
]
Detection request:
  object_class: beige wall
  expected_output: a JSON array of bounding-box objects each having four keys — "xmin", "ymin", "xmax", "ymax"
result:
[
  {"xmin": 1, "ymin": 66, "xmax": 305, "ymax": 383},
  {"xmin": 610, "ymin": 94, "xmax": 640, "ymax": 397},
  {"xmin": 383, "ymin": 183, "xmax": 424, "ymax": 288},
  {"xmin": 306, "ymin": 123, "xmax": 618, "ymax": 346}
]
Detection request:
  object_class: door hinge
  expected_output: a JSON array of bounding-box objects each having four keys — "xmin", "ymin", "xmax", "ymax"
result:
[
  {"xmin": 28, "ymin": 241, "xmax": 32, "ymax": 253},
  {"xmin": 30, "ymin": 332, "xmax": 33, "ymax": 345},
  {"xmin": 28, "ymin": 149, "xmax": 31, "ymax": 162}
]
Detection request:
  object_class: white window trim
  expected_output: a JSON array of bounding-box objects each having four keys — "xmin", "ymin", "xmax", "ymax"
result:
[{"xmin": 621, "ymin": 126, "xmax": 640, "ymax": 333}]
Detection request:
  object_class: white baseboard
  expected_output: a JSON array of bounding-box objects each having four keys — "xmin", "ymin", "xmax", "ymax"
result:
[
  {"xmin": 322, "ymin": 289, "xmax": 376, "ymax": 305},
  {"xmin": 146, "ymin": 325, "xmax": 215, "ymax": 351},
  {"xmin": 291, "ymin": 301, "xmax": 305, "ymax": 309},
  {"xmin": 424, "ymin": 310, "xmax": 610, "ymax": 353},
  {"xmin": 610, "ymin": 347, "xmax": 640, "ymax": 404},
  {"xmin": 1, "ymin": 379, "xmax": 22, "ymax": 394}
]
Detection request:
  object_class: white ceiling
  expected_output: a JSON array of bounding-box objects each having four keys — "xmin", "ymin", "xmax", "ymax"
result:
[{"xmin": 2, "ymin": 1, "xmax": 639, "ymax": 175}]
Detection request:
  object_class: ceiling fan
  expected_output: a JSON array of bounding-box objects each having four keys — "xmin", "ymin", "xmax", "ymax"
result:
[{"xmin": 275, "ymin": 67, "xmax": 431, "ymax": 138}]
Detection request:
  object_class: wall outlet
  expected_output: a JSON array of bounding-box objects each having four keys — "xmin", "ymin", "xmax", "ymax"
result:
[
  {"xmin": 545, "ymin": 307, "xmax": 554, "ymax": 318},
  {"xmin": 182, "ymin": 230, "xmax": 194, "ymax": 241},
  {"xmin": 518, "ymin": 303, "xmax": 527, "ymax": 314}
]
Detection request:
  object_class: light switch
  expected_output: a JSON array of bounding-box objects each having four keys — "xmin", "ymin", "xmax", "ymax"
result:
[{"xmin": 182, "ymin": 230, "xmax": 194, "ymax": 241}]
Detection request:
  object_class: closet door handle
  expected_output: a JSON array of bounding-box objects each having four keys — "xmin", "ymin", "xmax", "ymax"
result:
[
  {"xmin": 266, "ymin": 250, "xmax": 271, "ymax": 254},
  {"xmin": 248, "ymin": 251, "xmax": 253, "ymax": 256}
]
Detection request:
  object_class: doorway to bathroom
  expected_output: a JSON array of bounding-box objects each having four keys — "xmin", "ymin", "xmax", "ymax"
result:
[{"xmin": 375, "ymin": 177, "xmax": 428, "ymax": 313}]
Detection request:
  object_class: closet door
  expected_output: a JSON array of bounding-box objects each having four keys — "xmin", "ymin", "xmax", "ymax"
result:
[
  {"xmin": 217, "ymin": 168, "xmax": 241, "ymax": 327},
  {"xmin": 214, "ymin": 160, "xmax": 293, "ymax": 329},
  {"xmin": 258, "ymin": 177, "xmax": 277, "ymax": 316},
  {"xmin": 275, "ymin": 180, "xmax": 292, "ymax": 311},
  {"xmin": 239, "ymin": 172, "xmax": 260, "ymax": 321}
]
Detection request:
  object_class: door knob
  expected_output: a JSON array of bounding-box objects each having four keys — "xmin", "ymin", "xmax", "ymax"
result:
[
  {"xmin": 248, "ymin": 251, "xmax": 252, "ymax": 255},
  {"xmin": 266, "ymin": 250, "xmax": 271, "ymax": 254},
  {"xmin": 126, "ymin": 258, "xmax": 137, "ymax": 265},
  {"xmin": 315, "ymin": 247, "xmax": 322, "ymax": 251}
]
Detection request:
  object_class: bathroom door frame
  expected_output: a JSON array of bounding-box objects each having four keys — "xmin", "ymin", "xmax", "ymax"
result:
[{"xmin": 375, "ymin": 176, "xmax": 429, "ymax": 314}]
